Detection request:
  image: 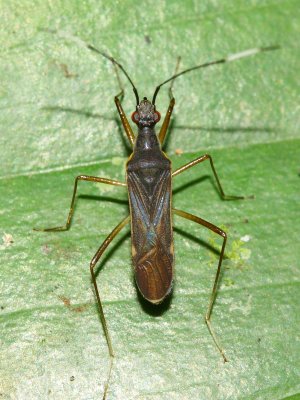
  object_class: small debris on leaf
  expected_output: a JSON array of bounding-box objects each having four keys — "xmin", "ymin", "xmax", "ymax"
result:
[
  {"xmin": 0, "ymin": 233, "xmax": 14, "ymax": 250},
  {"xmin": 175, "ymin": 148, "xmax": 183, "ymax": 155}
]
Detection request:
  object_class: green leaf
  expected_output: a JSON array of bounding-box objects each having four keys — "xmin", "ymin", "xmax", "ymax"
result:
[{"xmin": 0, "ymin": 1, "xmax": 299, "ymax": 399}]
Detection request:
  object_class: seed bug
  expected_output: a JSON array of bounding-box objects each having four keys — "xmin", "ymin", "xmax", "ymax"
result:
[{"xmin": 35, "ymin": 34, "xmax": 279, "ymax": 399}]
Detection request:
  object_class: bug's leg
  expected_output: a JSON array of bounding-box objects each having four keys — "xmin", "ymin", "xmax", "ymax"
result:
[
  {"xmin": 113, "ymin": 62, "xmax": 136, "ymax": 147},
  {"xmin": 173, "ymin": 154, "xmax": 251, "ymax": 200},
  {"xmin": 158, "ymin": 57, "xmax": 181, "ymax": 145},
  {"xmin": 114, "ymin": 93, "xmax": 135, "ymax": 148},
  {"xmin": 90, "ymin": 48, "xmax": 135, "ymax": 147},
  {"xmin": 113, "ymin": 63, "xmax": 125, "ymax": 102},
  {"xmin": 34, "ymin": 175, "xmax": 126, "ymax": 231},
  {"xmin": 158, "ymin": 98, "xmax": 175, "ymax": 146},
  {"xmin": 173, "ymin": 208, "xmax": 228, "ymax": 362},
  {"xmin": 90, "ymin": 215, "xmax": 130, "ymax": 399}
]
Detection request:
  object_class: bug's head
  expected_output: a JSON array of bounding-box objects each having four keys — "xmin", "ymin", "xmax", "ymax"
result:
[{"xmin": 131, "ymin": 97, "xmax": 161, "ymax": 127}]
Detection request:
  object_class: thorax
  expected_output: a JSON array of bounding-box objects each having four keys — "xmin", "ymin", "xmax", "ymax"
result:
[{"xmin": 127, "ymin": 126, "xmax": 171, "ymax": 172}]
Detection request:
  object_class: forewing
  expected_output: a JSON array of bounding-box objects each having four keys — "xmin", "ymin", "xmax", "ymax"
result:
[{"xmin": 127, "ymin": 168, "xmax": 173, "ymax": 303}]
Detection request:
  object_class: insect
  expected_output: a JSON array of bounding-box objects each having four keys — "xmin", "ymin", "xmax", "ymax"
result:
[{"xmin": 35, "ymin": 35, "xmax": 279, "ymax": 399}]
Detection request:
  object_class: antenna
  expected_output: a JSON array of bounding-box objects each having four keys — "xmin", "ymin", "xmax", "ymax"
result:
[
  {"xmin": 87, "ymin": 44, "xmax": 139, "ymax": 105},
  {"xmin": 152, "ymin": 46, "xmax": 280, "ymax": 104},
  {"xmin": 40, "ymin": 28, "xmax": 140, "ymax": 105}
]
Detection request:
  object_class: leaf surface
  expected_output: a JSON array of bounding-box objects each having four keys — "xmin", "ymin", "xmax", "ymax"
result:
[{"xmin": 0, "ymin": 1, "xmax": 299, "ymax": 399}]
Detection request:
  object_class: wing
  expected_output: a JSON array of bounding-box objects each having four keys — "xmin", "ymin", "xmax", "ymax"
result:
[{"xmin": 127, "ymin": 168, "xmax": 173, "ymax": 304}]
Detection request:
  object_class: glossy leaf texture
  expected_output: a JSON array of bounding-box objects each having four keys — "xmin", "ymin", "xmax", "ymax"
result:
[{"xmin": 0, "ymin": 1, "xmax": 299, "ymax": 399}]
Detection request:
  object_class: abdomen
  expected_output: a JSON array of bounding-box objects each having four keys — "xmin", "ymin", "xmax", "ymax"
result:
[{"xmin": 127, "ymin": 161, "xmax": 173, "ymax": 304}]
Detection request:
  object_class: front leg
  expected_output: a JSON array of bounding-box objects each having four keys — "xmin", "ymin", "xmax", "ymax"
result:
[
  {"xmin": 115, "ymin": 95, "xmax": 135, "ymax": 148},
  {"xmin": 158, "ymin": 57, "xmax": 181, "ymax": 146},
  {"xmin": 172, "ymin": 154, "xmax": 252, "ymax": 200},
  {"xmin": 34, "ymin": 175, "xmax": 126, "ymax": 232}
]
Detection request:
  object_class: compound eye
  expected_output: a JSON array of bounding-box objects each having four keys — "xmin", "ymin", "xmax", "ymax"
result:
[
  {"xmin": 131, "ymin": 111, "xmax": 139, "ymax": 124},
  {"xmin": 154, "ymin": 111, "xmax": 161, "ymax": 123}
]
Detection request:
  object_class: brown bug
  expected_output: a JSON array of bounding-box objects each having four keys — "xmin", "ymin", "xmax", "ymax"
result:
[{"xmin": 35, "ymin": 36, "xmax": 279, "ymax": 398}]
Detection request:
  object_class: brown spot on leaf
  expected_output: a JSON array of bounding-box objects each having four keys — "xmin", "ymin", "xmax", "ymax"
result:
[
  {"xmin": 59, "ymin": 63, "xmax": 78, "ymax": 78},
  {"xmin": 58, "ymin": 295, "xmax": 71, "ymax": 307},
  {"xmin": 72, "ymin": 305, "xmax": 87, "ymax": 313},
  {"xmin": 42, "ymin": 244, "xmax": 51, "ymax": 254},
  {"xmin": 58, "ymin": 295, "xmax": 87, "ymax": 313}
]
